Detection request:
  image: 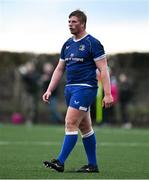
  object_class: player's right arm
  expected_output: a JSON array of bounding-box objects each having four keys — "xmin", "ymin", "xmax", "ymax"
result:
[{"xmin": 42, "ymin": 60, "xmax": 65, "ymax": 103}]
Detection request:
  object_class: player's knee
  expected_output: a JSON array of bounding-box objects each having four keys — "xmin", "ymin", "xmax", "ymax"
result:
[
  {"xmin": 65, "ymin": 120, "xmax": 78, "ymax": 131},
  {"xmin": 79, "ymin": 123, "xmax": 92, "ymax": 134}
]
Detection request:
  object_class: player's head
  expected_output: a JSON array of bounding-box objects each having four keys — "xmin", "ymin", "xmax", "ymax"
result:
[
  {"xmin": 68, "ymin": 10, "xmax": 87, "ymax": 35},
  {"xmin": 69, "ymin": 10, "xmax": 87, "ymax": 29}
]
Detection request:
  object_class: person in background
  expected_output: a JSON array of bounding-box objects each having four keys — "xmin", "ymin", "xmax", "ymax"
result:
[
  {"xmin": 40, "ymin": 62, "xmax": 62, "ymax": 123},
  {"xmin": 119, "ymin": 73, "xmax": 132, "ymax": 129},
  {"xmin": 42, "ymin": 10, "xmax": 113, "ymax": 173},
  {"xmin": 19, "ymin": 61, "xmax": 40, "ymax": 125},
  {"xmin": 103, "ymin": 68, "xmax": 119, "ymax": 124}
]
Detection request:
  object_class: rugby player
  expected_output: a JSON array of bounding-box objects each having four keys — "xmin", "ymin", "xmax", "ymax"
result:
[{"xmin": 42, "ymin": 9, "xmax": 113, "ymax": 173}]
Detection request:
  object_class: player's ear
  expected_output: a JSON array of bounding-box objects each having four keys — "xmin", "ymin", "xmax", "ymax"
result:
[{"xmin": 81, "ymin": 22, "xmax": 85, "ymax": 29}]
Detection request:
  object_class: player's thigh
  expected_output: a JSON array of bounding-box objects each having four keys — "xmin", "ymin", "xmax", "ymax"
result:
[
  {"xmin": 79, "ymin": 110, "xmax": 92, "ymax": 134},
  {"xmin": 65, "ymin": 106, "xmax": 87, "ymax": 129}
]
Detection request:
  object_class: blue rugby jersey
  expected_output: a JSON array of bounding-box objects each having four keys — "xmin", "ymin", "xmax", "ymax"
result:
[{"xmin": 60, "ymin": 34, "xmax": 106, "ymax": 87}]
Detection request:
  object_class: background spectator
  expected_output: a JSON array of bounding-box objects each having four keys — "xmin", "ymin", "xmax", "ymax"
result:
[
  {"xmin": 103, "ymin": 68, "xmax": 119, "ymax": 124},
  {"xmin": 119, "ymin": 73, "xmax": 133, "ymax": 128},
  {"xmin": 40, "ymin": 62, "xmax": 62, "ymax": 123},
  {"xmin": 19, "ymin": 61, "xmax": 40, "ymax": 125}
]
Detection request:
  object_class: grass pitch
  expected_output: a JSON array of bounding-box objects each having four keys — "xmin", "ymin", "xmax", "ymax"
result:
[{"xmin": 0, "ymin": 124, "xmax": 149, "ymax": 179}]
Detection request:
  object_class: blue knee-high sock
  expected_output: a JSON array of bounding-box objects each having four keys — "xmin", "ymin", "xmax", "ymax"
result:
[
  {"xmin": 58, "ymin": 131, "xmax": 78, "ymax": 165},
  {"xmin": 82, "ymin": 130, "xmax": 97, "ymax": 166}
]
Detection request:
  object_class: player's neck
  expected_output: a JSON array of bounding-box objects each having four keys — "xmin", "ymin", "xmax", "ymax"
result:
[{"xmin": 74, "ymin": 31, "xmax": 87, "ymax": 40}]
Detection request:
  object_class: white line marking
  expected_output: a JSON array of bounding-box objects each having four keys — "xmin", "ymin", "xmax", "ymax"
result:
[{"xmin": 0, "ymin": 141, "xmax": 149, "ymax": 147}]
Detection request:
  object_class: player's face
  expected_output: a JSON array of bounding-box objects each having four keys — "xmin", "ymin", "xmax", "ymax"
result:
[{"xmin": 68, "ymin": 16, "xmax": 84, "ymax": 35}]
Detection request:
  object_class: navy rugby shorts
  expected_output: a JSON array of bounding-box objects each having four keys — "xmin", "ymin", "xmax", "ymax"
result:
[{"xmin": 64, "ymin": 85, "xmax": 98, "ymax": 112}]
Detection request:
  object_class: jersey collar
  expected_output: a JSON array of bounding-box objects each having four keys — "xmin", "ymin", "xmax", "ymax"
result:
[{"xmin": 73, "ymin": 33, "xmax": 89, "ymax": 42}]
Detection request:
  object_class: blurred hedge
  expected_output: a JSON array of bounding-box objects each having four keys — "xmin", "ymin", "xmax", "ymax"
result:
[{"xmin": 0, "ymin": 51, "xmax": 149, "ymax": 125}]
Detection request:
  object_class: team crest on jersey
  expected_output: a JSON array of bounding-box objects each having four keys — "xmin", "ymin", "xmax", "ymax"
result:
[
  {"xmin": 79, "ymin": 44, "xmax": 85, "ymax": 51},
  {"xmin": 66, "ymin": 46, "xmax": 70, "ymax": 50},
  {"xmin": 70, "ymin": 53, "xmax": 74, "ymax": 57}
]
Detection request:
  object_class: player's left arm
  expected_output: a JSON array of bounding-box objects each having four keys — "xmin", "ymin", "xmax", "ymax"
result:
[{"xmin": 95, "ymin": 58, "xmax": 113, "ymax": 108}]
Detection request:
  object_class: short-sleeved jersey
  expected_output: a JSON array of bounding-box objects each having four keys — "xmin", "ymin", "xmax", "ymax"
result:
[{"xmin": 60, "ymin": 34, "xmax": 106, "ymax": 87}]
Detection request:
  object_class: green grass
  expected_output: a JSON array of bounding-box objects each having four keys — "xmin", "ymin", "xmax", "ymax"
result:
[{"xmin": 0, "ymin": 124, "xmax": 149, "ymax": 179}]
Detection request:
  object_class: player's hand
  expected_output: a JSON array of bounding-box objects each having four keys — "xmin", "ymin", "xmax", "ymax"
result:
[
  {"xmin": 102, "ymin": 94, "xmax": 114, "ymax": 108},
  {"xmin": 42, "ymin": 91, "xmax": 52, "ymax": 103}
]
